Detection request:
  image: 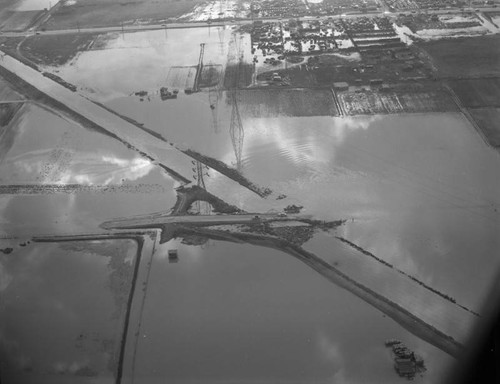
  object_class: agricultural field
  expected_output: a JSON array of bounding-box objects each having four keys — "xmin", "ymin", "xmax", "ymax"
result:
[
  {"xmin": 420, "ymin": 35, "xmax": 500, "ymax": 77},
  {"xmin": 470, "ymin": 107, "xmax": 500, "ymax": 148},
  {"xmin": 236, "ymin": 88, "xmax": 339, "ymax": 117},
  {"xmin": 40, "ymin": 0, "xmax": 206, "ymax": 30},
  {"xmin": 449, "ymin": 78, "xmax": 500, "ymax": 108},
  {"xmin": 338, "ymin": 88, "xmax": 458, "ymax": 115}
]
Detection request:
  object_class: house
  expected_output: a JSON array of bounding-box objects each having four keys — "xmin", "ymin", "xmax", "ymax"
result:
[
  {"xmin": 333, "ymin": 82, "xmax": 349, "ymax": 90},
  {"xmin": 394, "ymin": 358, "xmax": 416, "ymax": 378},
  {"xmin": 168, "ymin": 249, "xmax": 179, "ymax": 263}
]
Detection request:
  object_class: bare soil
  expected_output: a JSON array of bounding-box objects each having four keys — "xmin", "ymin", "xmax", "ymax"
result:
[{"xmin": 171, "ymin": 185, "xmax": 243, "ymax": 215}]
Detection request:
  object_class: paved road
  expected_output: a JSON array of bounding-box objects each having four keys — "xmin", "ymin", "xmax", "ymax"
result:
[
  {"xmin": 0, "ymin": 7, "xmax": 498, "ymax": 38},
  {"xmin": 101, "ymin": 212, "xmax": 309, "ymax": 229}
]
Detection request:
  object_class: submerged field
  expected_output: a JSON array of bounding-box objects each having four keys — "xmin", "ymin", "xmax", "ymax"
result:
[
  {"xmin": 0, "ymin": 238, "xmax": 140, "ymax": 383},
  {"xmin": 1, "ymin": 23, "xmax": 500, "ymax": 384}
]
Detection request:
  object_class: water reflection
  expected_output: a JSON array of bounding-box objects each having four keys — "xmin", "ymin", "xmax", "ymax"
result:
[
  {"xmin": 0, "ymin": 240, "xmax": 137, "ymax": 383},
  {"xmin": 0, "ymin": 103, "xmax": 160, "ymax": 186},
  {"xmin": 54, "ymin": 28, "xmax": 233, "ymax": 101},
  {"xmin": 125, "ymin": 239, "xmax": 454, "ymax": 384},
  {"xmin": 14, "ymin": 0, "xmax": 52, "ymax": 11}
]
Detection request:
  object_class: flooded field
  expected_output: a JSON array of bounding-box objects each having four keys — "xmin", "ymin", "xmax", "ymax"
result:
[
  {"xmin": 0, "ymin": 101, "xmax": 177, "ymax": 236},
  {"xmin": 14, "ymin": 0, "xmax": 52, "ymax": 11},
  {"xmin": 0, "ymin": 238, "xmax": 139, "ymax": 384},
  {"xmin": 123, "ymin": 238, "xmax": 455, "ymax": 384},
  {"xmin": 238, "ymin": 113, "xmax": 500, "ymax": 310},
  {"xmin": 1, "ymin": 22, "xmax": 500, "ymax": 384}
]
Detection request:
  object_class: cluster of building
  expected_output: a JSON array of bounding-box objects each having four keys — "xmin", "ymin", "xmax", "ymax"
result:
[
  {"xmin": 251, "ymin": 19, "xmax": 354, "ymax": 60},
  {"xmin": 252, "ymin": 15, "xmax": 434, "ymax": 88},
  {"xmin": 398, "ymin": 12, "xmax": 481, "ymax": 32},
  {"xmin": 342, "ymin": 16, "xmax": 408, "ymax": 55},
  {"xmin": 249, "ymin": 0, "xmax": 384, "ymax": 18},
  {"xmin": 250, "ymin": 0, "xmax": 308, "ymax": 18},
  {"xmin": 385, "ymin": 0, "xmax": 493, "ymax": 10},
  {"xmin": 385, "ymin": 340, "xmax": 426, "ymax": 380},
  {"xmin": 307, "ymin": 0, "xmax": 382, "ymax": 15}
]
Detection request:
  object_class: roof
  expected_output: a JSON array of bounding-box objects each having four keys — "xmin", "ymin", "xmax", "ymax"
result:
[
  {"xmin": 333, "ymin": 82, "xmax": 349, "ymax": 88},
  {"xmin": 395, "ymin": 358, "xmax": 416, "ymax": 374}
]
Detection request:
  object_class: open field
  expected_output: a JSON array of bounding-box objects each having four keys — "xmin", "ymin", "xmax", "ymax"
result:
[
  {"xmin": 41, "ymin": 0, "xmax": 206, "ymax": 30},
  {"xmin": 338, "ymin": 88, "xmax": 458, "ymax": 115},
  {"xmin": 19, "ymin": 33, "xmax": 98, "ymax": 66},
  {"xmin": 449, "ymin": 78, "xmax": 500, "ymax": 108},
  {"xmin": 420, "ymin": 35, "xmax": 500, "ymax": 77},
  {"xmin": 469, "ymin": 107, "xmax": 500, "ymax": 148},
  {"xmin": 236, "ymin": 88, "xmax": 339, "ymax": 117}
]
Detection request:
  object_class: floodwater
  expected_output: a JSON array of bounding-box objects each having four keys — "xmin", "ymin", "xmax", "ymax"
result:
[
  {"xmin": 14, "ymin": 0, "xmax": 54, "ymax": 12},
  {"xmin": 4, "ymin": 25, "xmax": 500, "ymax": 383},
  {"xmin": 239, "ymin": 113, "xmax": 500, "ymax": 319},
  {"xmin": 50, "ymin": 27, "xmax": 500, "ymax": 315},
  {"xmin": 53, "ymin": 27, "xmax": 238, "ymax": 101},
  {"xmin": 0, "ymin": 239, "xmax": 138, "ymax": 384},
  {"xmin": 0, "ymin": 102, "xmax": 177, "ymax": 236},
  {"xmin": 123, "ymin": 238, "xmax": 455, "ymax": 384}
]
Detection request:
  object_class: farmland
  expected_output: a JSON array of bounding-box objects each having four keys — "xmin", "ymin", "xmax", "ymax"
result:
[
  {"xmin": 236, "ymin": 88, "xmax": 339, "ymax": 117},
  {"xmin": 449, "ymin": 78, "xmax": 500, "ymax": 108},
  {"xmin": 338, "ymin": 86, "xmax": 458, "ymax": 115},
  {"xmin": 420, "ymin": 35, "xmax": 500, "ymax": 77}
]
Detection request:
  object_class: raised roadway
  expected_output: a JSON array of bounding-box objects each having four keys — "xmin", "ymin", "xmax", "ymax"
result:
[{"xmin": 100, "ymin": 212, "xmax": 310, "ymax": 230}]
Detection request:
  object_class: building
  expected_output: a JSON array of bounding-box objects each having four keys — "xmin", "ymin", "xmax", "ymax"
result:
[
  {"xmin": 333, "ymin": 82, "xmax": 349, "ymax": 90},
  {"xmin": 394, "ymin": 358, "xmax": 416, "ymax": 378}
]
